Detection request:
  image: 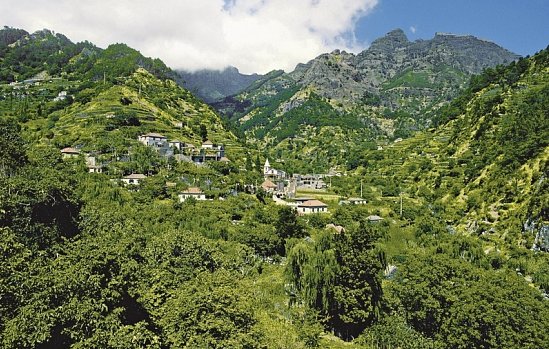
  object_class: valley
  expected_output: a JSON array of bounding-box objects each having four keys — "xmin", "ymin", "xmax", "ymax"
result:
[{"xmin": 0, "ymin": 26, "xmax": 547, "ymax": 349}]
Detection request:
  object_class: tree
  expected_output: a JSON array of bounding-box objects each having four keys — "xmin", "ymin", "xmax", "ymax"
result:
[
  {"xmin": 285, "ymin": 231, "xmax": 339, "ymax": 313},
  {"xmin": 357, "ymin": 315, "xmax": 441, "ymax": 349},
  {"xmin": 199, "ymin": 124, "xmax": 208, "ymax": 142},
  {"xmin": 440, "ymin": 272, "xmax": 549, "ymax": 349},
  {"xmin": 329, "ymin": 221, "xmax": 386, "ymax": 339},
  {"xmin": 276, "ymin": 206, "xmax": 305, "ymax": 241},
  {"xmin": 393, "ymin": 251, "xmax": 549, "ymax": 348},
  {"xmin": 0, "ymin": 144, "xmax": 81, "ymax": 250},
  {"xmin": 0, "ymin": 118, "xmax": 27, "ymax": 177},
  {"xmin": 255, "ymin": 154, "xmax": 262, "ymax": 173},
  {"xmin": 245, "ymin": 153, "xmax": 253, "ymax": 172},
  {"xmin": 286, "ymin": 222, "xmax": 386, "ymax": 340},
  {"xmin": 132, "ymin": 145, "xmax": 161, "ymax": 175},
  {"xmin": 158, "ymin": 270, "xmax": 259, "ymax": 348}
]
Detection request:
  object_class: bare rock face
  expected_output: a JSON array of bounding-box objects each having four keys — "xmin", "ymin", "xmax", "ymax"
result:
[
  {"xmin": 283, "ymin": 29, "xmax": 519, "ymax": 104},
  {"xmin": 220, "ymin": 28, "xmax": 519, "ymax": 112},
  {"xmin": 536, "ymin": 225, "xmax": 549, "ymax": 251}
]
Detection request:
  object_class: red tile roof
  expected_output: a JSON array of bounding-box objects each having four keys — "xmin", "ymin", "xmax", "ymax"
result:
[
  {"xmin": 141, "ymin": 132, "xmax": 166, "ymax": 138},
  {"xmin": 299, "ymin": 200, "xmax": 327, "ymax": 207},
  {"xmin": 182, "ymin": 187, "xmax": 203, "ymax": 194},
  {"xmin": 261, "ymin": 179, "xmax": 277, "ymax": 189},
  {"xmin": 123, "ymin": 173, "xmax": 147, "ymax": 179},
  {"xmin": 60, "ymin": 147, "xmax": 80, "ymax": 154}
]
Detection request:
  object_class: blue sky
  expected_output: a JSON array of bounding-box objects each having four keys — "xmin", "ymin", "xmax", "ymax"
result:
[
  {"xmin": 1, "ymin": 0, "xmax": 548, "ymax": 73},
  {"xmin": 357, "ymin": 0, "xmax": 549, "ymax": 56}
]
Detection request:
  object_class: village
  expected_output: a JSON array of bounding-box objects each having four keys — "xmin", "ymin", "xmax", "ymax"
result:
[
  {"xmin": 60, "ymin": 131, "xmax": 230, "ymax": 176},
  {"xmin": 60, "ymin": 130, "xmax": 383, "ymax": 220}
]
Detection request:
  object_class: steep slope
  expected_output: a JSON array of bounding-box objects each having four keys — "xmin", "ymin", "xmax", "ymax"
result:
[
  {"xmin": 0, "ymin": 28, "xmax": 95, "ymax": 82},
  {"xmin": 215, "ymin": 29, "xmax": 519, "ymax": 172},
  {"xmin": 0, "ymin": 28, "xmax": 240, "ymax": 161},
  {"xmin": 176, "ymin": 66, "xmax": 262, "ymax": 103},
  {"xmin": 352, "ymin": 46, "xmax": 549, "ymax": 248}
]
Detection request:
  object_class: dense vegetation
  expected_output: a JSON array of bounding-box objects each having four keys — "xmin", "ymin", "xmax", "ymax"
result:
[{"xmin": 0, "ymin": 27, "xmax": 548, "ymax": 348}]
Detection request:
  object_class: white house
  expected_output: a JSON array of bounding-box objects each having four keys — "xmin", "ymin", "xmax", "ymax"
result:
[
  {"xmin": 201, "ymin": 140, "xmax": 214, "ymax": 149},
  {"xmin": 87, "ymin": 165, "xmax": 104, "ymax": 173},
  {"xmin": 138, "ymin": 133, "xmax": 167, "ymax": 147},
  {"xmin": 349, "ymin": 197, "xmax": 367, "ymax": 205},
  {"xmin": 169, "ymin": 140, "xmax": 185, "ymax": 150},
  {"xmin": 295, "ymin": 174, "xmax": 326, "ymax": 189},
  {"xmin": 178, "ymin": 187, "xmax": 207, "ymax": 202},
  {"xmin": 85, "ymin": 156, "xmax": 104, "ymax": 173},
  {"xmin": 53, "ymin": 91, "xmax": 67, "ymax": 102},
  {"xmin": 366, "ymin": 215, "xmax": 384, "ymax": 223},
  {"xmin": 121, "ymin": 173, "xmax": 147, "ymax": 185},
  {"xmin": 193, "ymin": 141, "xmax": 225, "ymax": 162},
  {"xmin": 297, "ymin": 200, "xmax": 328, "ymax": 214},
  {"xmin": 294, "ymin": 197, "xmax": 315, "ymax": 205}
]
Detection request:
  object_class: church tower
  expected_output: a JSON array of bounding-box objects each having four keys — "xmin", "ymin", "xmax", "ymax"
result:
[{"xmin": 263, "ymin": 159, "xmax": 270, "ymax": 175}]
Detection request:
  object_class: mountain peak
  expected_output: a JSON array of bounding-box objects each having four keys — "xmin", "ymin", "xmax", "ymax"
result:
[
  {"xmin": 225, "ymin": 66, "xmax": 240, "ymax": 74},
  {"xmin": 369, "ymin": 28, "xmax": 409, "ymax": 51},
  {"xmin": 387, "ymin": 28, "xmax": 408, "ymax": 39}
]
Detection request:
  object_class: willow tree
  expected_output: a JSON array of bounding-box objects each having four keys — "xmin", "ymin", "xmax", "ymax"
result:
[
  {"xmin": 285, "ymin": 231, "xmax": 338, "ymax": 312},
  {"xmin": 286, "ymin": 223, "xmax": 386, "ymax": 340}
]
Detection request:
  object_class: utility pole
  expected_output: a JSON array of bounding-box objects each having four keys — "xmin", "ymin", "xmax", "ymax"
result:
[
  {"xmin": 400, "ymin": 193, "xmax": 403, "ymax": 217},
  {"xmin": 360, "ymin": 179, "xmax": 363, "ymax": 198}
]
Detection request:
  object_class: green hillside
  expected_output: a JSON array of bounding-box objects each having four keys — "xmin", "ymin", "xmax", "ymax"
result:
[
  {"xmin": 0, "ymin": 27, "xmax": 548, "ymax": 349},
  {"xmin": 0, "ymin": 28, "xmax": 243, "ymax": 166},
  {"xmin": 347, "ymin": 48, "xmax": 549, "ymax": 245}
]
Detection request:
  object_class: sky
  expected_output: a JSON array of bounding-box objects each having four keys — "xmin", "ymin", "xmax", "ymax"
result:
[{"xmin": 1, "ymin": 0, "xmax": 548, "ymax": 74}]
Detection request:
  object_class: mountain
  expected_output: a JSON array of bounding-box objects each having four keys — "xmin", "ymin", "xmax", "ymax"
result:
[
  {"xmin": 0, "ymin": 28, "xmax": 94, "ymax": 82},
  {"xmin": 214, "ymin": 29, "xmax": 520, "ymax": 172},
  {"xmin": 0, "ymin": 27, "xmax": 241, "ymax": 162},
  {"xmin": 0, "ymin": 27, "xmax": 174, "ymax": 83},
  {"xmin": 351, "ymin": 45, "xmax": 549, "ymax": 249},
  {"xmin": 176, "ymin": 66, "xmax": 262, "ymax": 103}
]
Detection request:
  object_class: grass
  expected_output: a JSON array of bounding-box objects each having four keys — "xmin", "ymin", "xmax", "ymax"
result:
[{"xmin": 383, "ymin": 69, "xmax": 432, "ymax": 90}]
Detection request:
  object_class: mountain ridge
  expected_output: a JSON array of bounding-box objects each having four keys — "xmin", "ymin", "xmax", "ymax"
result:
[
  {"xmin": 212, "ymin": 28, "xmax": 520, "ymax": 172},
  {"xmin": 176, "ymin": 66, "xmax": 263, "ymax": 103},
  {"xmin": 350, "ymin": 46, "xmax": 549, "ymax": 247}
]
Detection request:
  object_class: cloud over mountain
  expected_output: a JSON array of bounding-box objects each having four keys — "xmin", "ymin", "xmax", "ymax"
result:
[{"xmin": 1, "ymin": 0, "xmax": 378, "ymax": 74}]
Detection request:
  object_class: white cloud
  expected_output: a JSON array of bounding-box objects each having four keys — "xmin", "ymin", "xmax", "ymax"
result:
[
  {"xmin": 410, "ymin": 25, "xmax": 417, "ymax": 34},
  {"xmin": 0, "ymin": 0, "xmax": 378, "ymax": 74}
]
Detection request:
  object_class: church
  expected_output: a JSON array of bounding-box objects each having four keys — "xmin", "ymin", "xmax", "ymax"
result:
[{"xmin": 263, "ymin": 159, "xmax": 286, "ymax": 180}]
